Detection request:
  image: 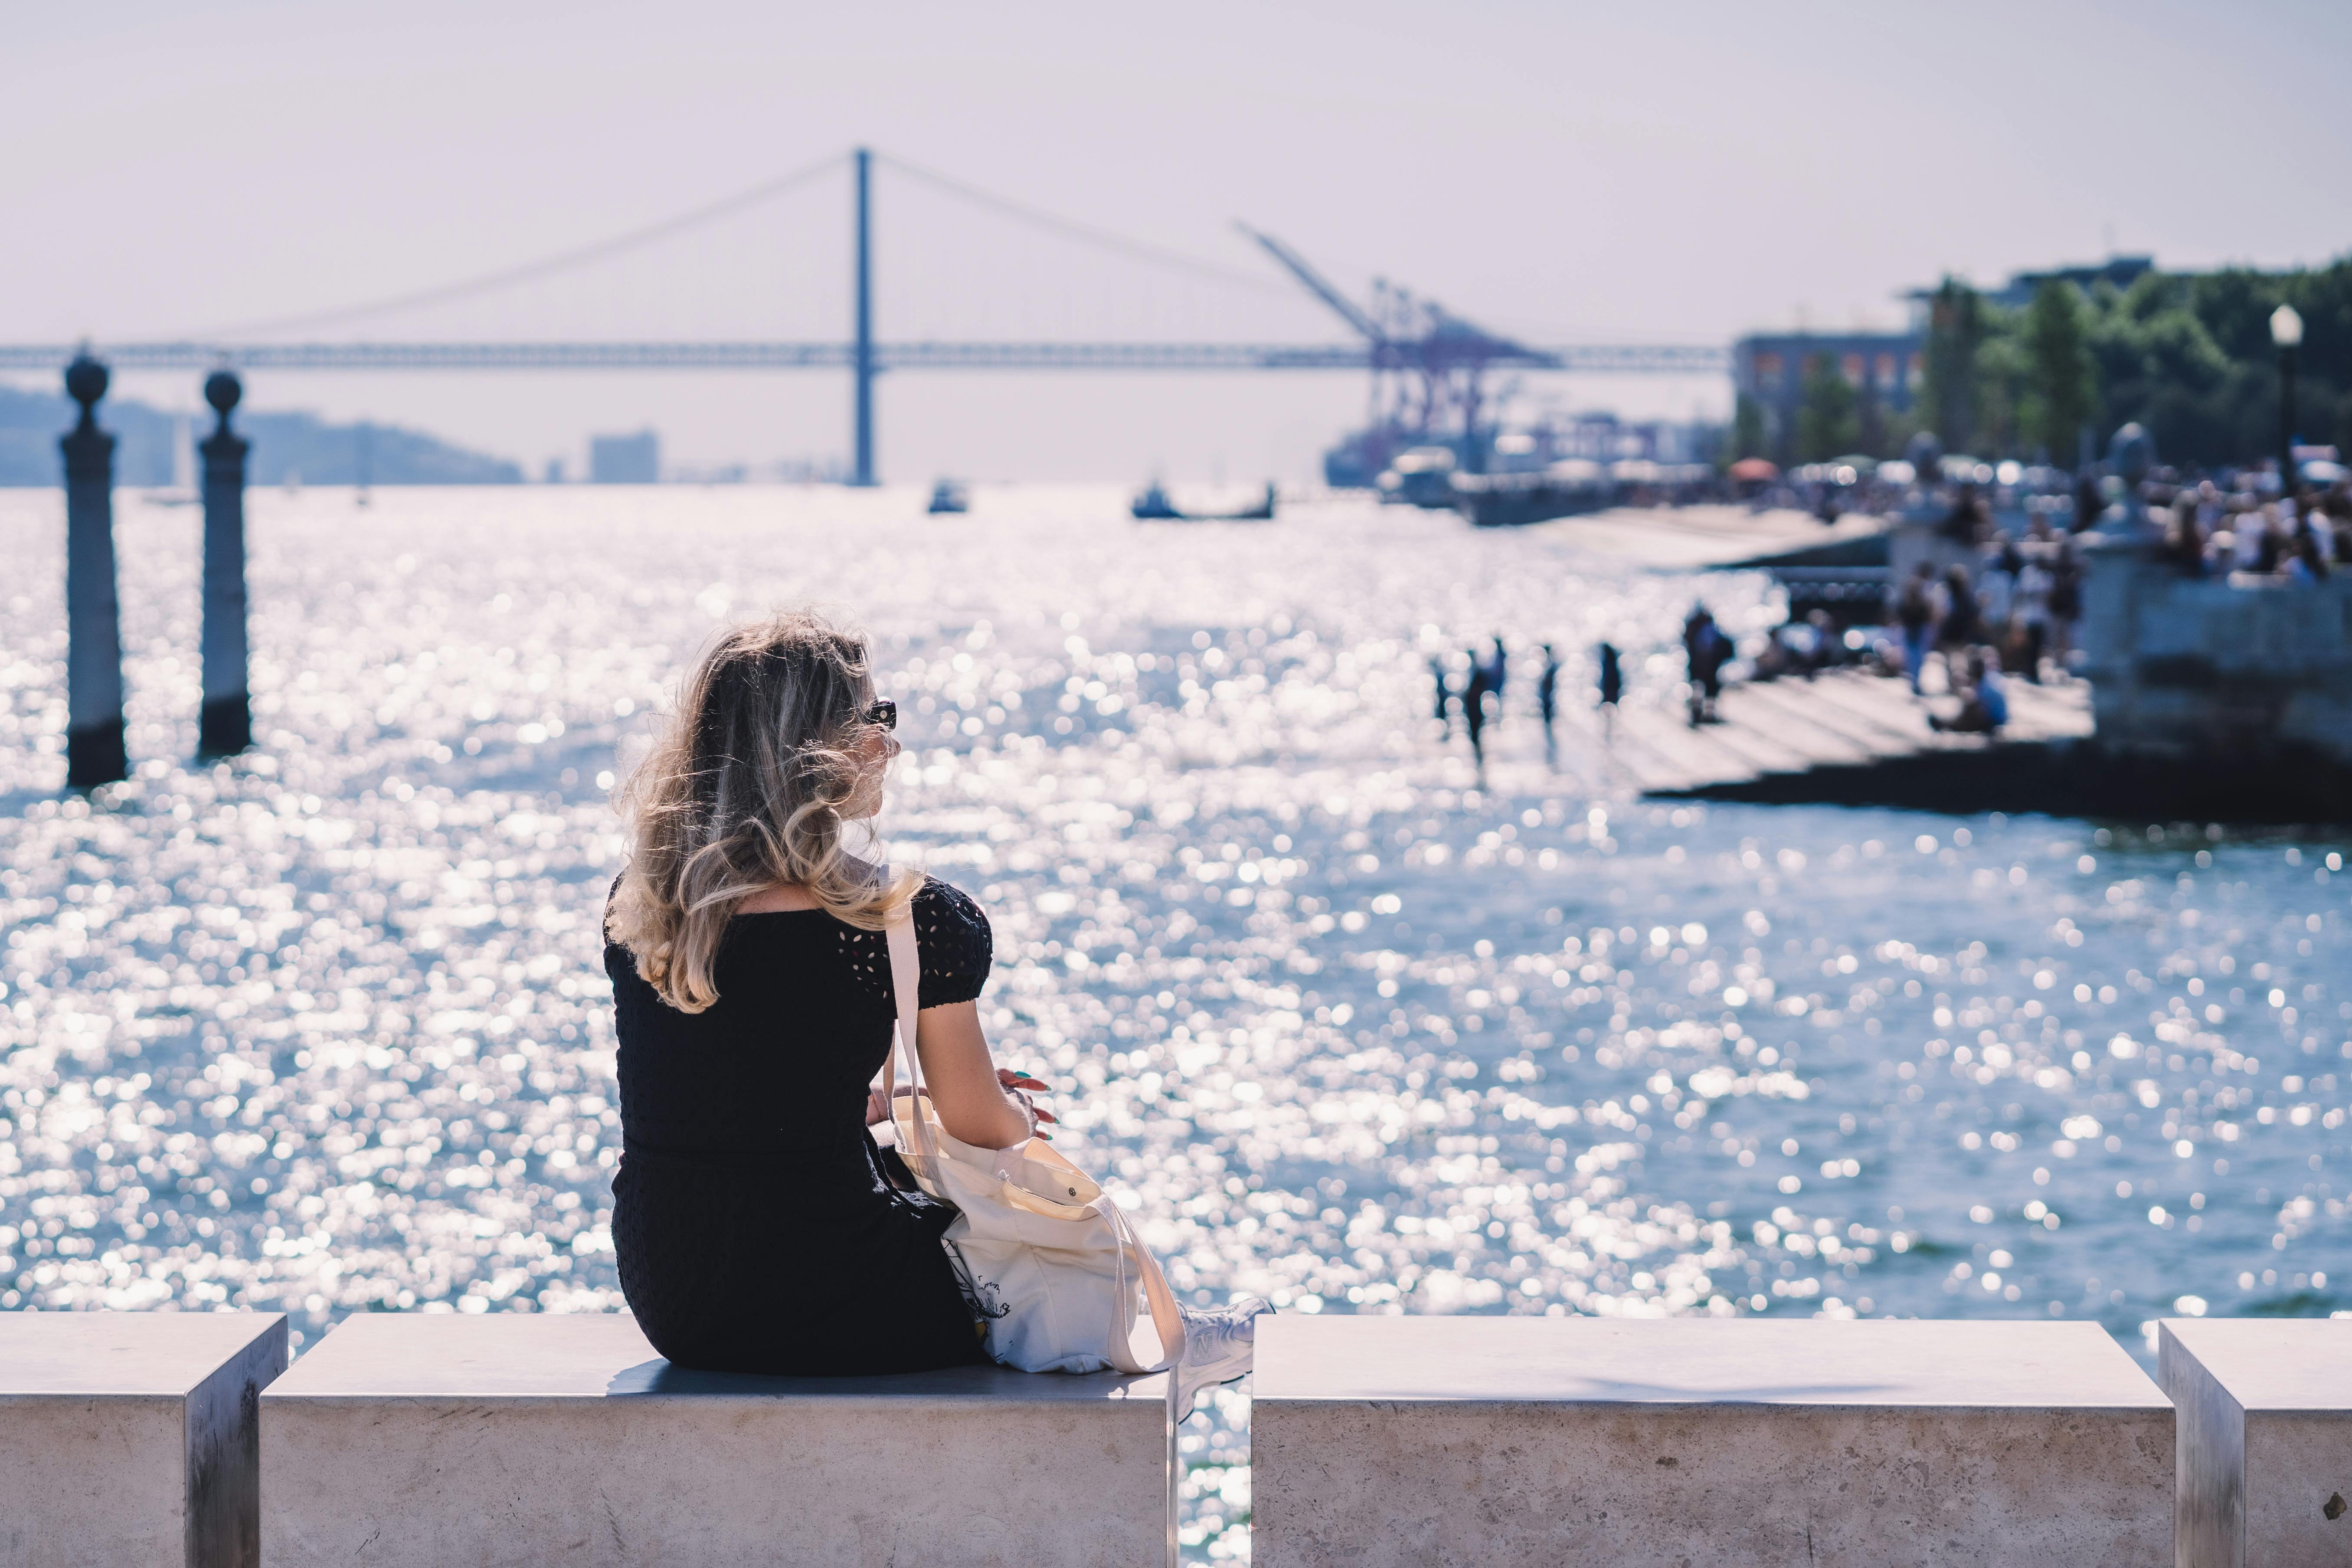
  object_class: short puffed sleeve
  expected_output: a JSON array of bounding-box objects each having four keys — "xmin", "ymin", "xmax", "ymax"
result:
[{"xmin": 911, "ymin": 877, "xmax": 993, "ymax": 1010}]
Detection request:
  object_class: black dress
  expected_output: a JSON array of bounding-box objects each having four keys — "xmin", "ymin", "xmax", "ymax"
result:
[{"xmin": 603, "ymin": 877, "xmax": 994, "ymax": 1376}]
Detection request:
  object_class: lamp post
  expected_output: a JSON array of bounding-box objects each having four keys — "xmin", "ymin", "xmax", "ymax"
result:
[{"xmin": 2271, "ymin": 303, "xmax": 2303, "ymax": 495}]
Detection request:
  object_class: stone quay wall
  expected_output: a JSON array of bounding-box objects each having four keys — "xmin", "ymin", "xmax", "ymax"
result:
[{"xmin": 2079, "ymin": 541, "xmax": 2352, "ymax": 766}]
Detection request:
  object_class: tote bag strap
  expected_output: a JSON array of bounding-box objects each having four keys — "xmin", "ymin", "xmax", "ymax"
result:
[
  {"xmin": 882, "ymin": 898, "xmax": 937, "ymax": 1165},
  {"xmin": 1105, "ymin": 1195, "xmax": 1185, "ymax": 1373}
]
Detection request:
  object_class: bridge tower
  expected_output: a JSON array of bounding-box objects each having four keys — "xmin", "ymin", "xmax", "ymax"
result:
[{"xmin": 852, "ymin": 147, "xmax": 875, "ymax": 487}]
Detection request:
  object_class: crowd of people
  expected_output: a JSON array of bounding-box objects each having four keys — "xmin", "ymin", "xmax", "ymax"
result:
[
  {"xmin": 1421, "ymin": 470, "xmax": 2352, "ymax": 770},
  {"xmin": 1885, "ymin": 469, "xmax": 2352, "ymax": 731},
  {"xmin": 2154, "ymin": 476, "xmax": 2352, "ymax": 581}
]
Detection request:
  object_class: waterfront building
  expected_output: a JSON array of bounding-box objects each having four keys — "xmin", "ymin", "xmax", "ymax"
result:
[
  {"xmin": 1971, "ymin": 254, "xmax": 2153, "ymax": 311},
  {"xmin": 1734, "ymin": 255, "xmax": 2158, "ymax": 464},
  {"xmin": 589, "ymin": 429, "xmax": 661, "ymax": 484},
  {"xmin": 1732, "ymin": 331, "xmax": 1921, "ymax": 462}
]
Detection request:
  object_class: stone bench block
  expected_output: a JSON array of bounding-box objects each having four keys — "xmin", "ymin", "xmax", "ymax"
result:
[
  {"xmin": 260, "ymin": 1313, "xmax": 1171, "ymax": 1567},
  {"xmin": 1253, "ymin": 1316, "xmax": 2171, "ymax": 1567},
  {"xmin": 0, "ymin": 1311, "xmax": 289, "ymax": 1568},
  {"xmin": 2159, "ymin": 1318, "xmax": 2352, "ymax": 1567}
]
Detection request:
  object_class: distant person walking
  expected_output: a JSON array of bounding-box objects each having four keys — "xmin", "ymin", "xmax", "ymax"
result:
[
  {"xmin": 1933, "ymin": 563, "xmax": 1981, "ymax": 691},
  {"xmin": 2046, "ymin": 545, "xmax": 2083, "ymax": 671},
  {"xmin": 1681, "ymin": 605, "xmax": 1727, "ymax": 727},
  {"xmin": 1536, "ymin": 644, "xmax": 1561, "ymax": 765},
  {"xmin": 2071, "ymin": 471, "xmax": 2103, "ymax": 533},
  {"xmin": 1937, "ymin": 563, "xmax": 1980, "ymax": 642},
  {"xmin": 1485, "ymin": 637, "xmax": 1508, "ymax": 727},
  {"xmin": 1462, "ymin": 650, "xmax": 1490, "ymax": 775},
  {"xmin": 2012, "ymin": 552, "xmax": 2053, "ymax": 684},
  {"xmin": 1429, "ymin": 654, "xmax": 1454, "ymax": 736},
  {"xmin": 1981, "ymin": 542, "xmax": 2020, "ymax": 647},
  {"xmin": 1596, "ymin": 642, "xmax": 1623, "ymax": 742},
  {"xmin": 1894, "ymin": 565, "xmax": 1934, "ymax": 694}
]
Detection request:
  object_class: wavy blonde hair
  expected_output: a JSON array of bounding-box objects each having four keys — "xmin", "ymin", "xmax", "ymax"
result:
[{"xmin": 606, "ymin": 608, "xmax": 917, "ymax": 1012}]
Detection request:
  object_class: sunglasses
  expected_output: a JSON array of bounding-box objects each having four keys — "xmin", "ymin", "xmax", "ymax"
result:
[{"xmin": 864, "ymin": 699, "xmax": 897, "ymax": 732}]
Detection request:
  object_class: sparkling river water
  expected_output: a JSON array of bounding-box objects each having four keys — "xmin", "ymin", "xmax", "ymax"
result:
[{"xmin": 3, "ymin": 484, "xmax": 2347, "ymax": 1558}]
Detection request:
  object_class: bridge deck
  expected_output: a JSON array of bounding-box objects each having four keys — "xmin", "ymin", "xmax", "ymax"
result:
[{"xmin": 0, "ymin": 340, "xmax": 1730, "ymax": 374}]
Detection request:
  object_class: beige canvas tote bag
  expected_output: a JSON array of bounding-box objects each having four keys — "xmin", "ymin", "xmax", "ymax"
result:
[{"xmin": 882, "ymin": 906, "xmax": 1182, "ymax": 1375}]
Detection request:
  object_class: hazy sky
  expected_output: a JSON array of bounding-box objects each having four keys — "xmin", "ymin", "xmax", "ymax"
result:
[{"xmin": 6, "ymin": 0, "xmax": 2347, "ymax": 481}]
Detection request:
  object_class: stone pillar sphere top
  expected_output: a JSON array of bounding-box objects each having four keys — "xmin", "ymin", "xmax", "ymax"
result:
[
  {"xmin": 204, "ymin": 369, "xmax": 243, "ymax": 418},
  {"xmin": 1904, "ymin": 430, "xmax": 1943, "ymax": 477},
  {"xmin": 65, "ymin": 353, "xmax": 109, "ymax": 412},
  {"xmin": 2108, "ymin": 422, "xmax": 2156, "ymax": 486}
]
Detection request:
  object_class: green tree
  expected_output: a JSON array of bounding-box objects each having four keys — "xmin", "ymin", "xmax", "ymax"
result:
[
  {"xmin": 1921, "ymin": 277, "xmax": 1988, "ymax": 454},
  {"xmin": 2087, "ymin": 273, "xmax": 2234, "ymax": 463},
  {"xmin": 1794, "ymin": 354, "xmax": 1858, "ymax": 462},
  {"xmin": 1975, "ymin": 331, "xmax": 2030, "ymax": 458},
  {"xmin": 2023, "ymin": 278, "xmax": 2098, "ymax": 462}
]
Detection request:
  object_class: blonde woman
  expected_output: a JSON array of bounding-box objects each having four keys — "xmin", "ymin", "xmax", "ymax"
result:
[{"xmin": 604, "ymin": 610, "xmax": 1264, "ymax": 1390}]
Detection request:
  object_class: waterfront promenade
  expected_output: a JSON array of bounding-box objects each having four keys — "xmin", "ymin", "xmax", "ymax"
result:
[{"xmin": 7, "ymin": 1306, "xmax": 2346, "ymax": 1565}]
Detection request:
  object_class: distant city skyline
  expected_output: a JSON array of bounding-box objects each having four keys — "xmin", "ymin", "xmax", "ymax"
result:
[{"xmin": 5, "ymin": 0, "xmax": 2345, "ymax": 481}]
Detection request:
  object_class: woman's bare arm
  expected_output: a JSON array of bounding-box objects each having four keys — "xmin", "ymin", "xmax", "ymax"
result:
[{"xmin": 911, "ymin": 1000, "xmax": 1033, "ymax": 1149}]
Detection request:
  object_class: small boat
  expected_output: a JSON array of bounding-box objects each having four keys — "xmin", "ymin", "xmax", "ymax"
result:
[
  {"xmin": 1131, "ymin": 481, "xmax": 1277, "ymax": 522},
  {"xmin": 1227, "ymin": 482, "xmax": 1277, "ymax": 521},
  {"xmin": 926, "ymin": 478, "xmax": 969, "ymax": 514},
  {"xmin": 1451, "ymin": 460, "xmax": 1616, "ymax": 527},
  {"xmin": 146, "ymin": 409, "xmax": 199, "ymax": 505},
  {"xmin": 1375, "ymin": 446, "xmax": 1459, "ymax": 508}
]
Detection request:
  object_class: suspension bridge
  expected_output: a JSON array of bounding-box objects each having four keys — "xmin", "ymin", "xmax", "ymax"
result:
[{"xmin": 3, "ymin": 147, "xmax": 1728, "ymax": 484}]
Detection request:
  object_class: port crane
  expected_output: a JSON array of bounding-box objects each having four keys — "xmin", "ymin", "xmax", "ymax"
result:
[{"xmin": 1236, "ymin": 224, "xmax": 1557, "ymax": 482}]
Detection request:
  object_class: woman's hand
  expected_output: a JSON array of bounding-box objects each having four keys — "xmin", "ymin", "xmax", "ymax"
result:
[
  {"xmin": 865, "ymin": 1082, "xmax": 909, "ymax": 1126},
  {"xmin": 997, "ymin": 1067, "xmax": 1057, "ymax": 1139}
]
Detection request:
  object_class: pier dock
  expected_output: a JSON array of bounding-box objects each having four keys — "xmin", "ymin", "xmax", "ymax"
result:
[
  {"xmin": 1532, "ymin": 503, "xmax": 1888, "ymax": 570},
  {"xmin": 1554, "ymin": 668, "xmax": 2094, "ymax": 803}
]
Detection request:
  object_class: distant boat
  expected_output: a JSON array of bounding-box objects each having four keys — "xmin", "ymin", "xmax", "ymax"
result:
[
  {"xmin": 1451, "ymin": 461, "xmax": 1615, "ymax": 527},
  {"xmin": 927, "ymin": 478, "xmax": 970, "ymax": 514},
  {"xmin": 1375, "ymin": 446, "xmax": 1459, "ymax": 508},
  {"xmin": 1131, "ymin": 481, "xmax": 1277, "ymax": 522},
  {"xmin": 146, "ymin": 409, "xmax": 199, "ymax": 506}
]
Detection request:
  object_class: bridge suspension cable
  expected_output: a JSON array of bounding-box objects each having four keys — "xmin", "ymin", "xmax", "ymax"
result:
[
  {"xmin": 873, "ymin": 152, "xmax": 1291, "ymax": 298},
  {"xmin": 187, "ymin": 150, "xmax": 850, "ymax": 339}
]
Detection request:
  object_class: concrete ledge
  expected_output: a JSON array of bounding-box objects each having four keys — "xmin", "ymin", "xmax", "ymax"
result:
[
  {"xmin": 1253, "ymin": 1316, "xmax": 2172, "ymax": 1567},
  {"xmin": 0, "ymin": 1310, "xmax": 289, "ymax": 1568},
  {"xmin": 259, "ymin": 1313, "xmax": 1171, "ymax": 1567},
  {"xmin": 2159, "ymin": 1318, "xmax": 2352, "ymax": 1567}
]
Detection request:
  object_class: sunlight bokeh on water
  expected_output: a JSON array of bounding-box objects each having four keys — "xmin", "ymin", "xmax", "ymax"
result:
[{"xmin": 3, "ymin": 483, "xmax": 2345, "ymax": 1559}]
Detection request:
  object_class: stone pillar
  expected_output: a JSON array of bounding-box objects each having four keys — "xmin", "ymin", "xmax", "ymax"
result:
[
  {"xmin": 59, "ymin": 352, "xmax": 127, "ymax": 789},
  {"xmin": 2077, "ymin": 422, "xmax": 2159, "ymax": 749},
  {"xmin": 2090, "ymin": 422, "xmax": 2159, "ymax": 542},
  {"xmin": 0, "ymin": 1311, "xmax": 288, "ymax": 1568},
  {"xmin": 198, "ymin": 370, "xmax": 252, "ymax": 757}
]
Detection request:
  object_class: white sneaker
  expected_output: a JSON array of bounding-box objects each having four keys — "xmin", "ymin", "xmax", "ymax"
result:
[{"xmin": 1173, "ymin": 1296, "xmax": 1273, "ymax": 1420}]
